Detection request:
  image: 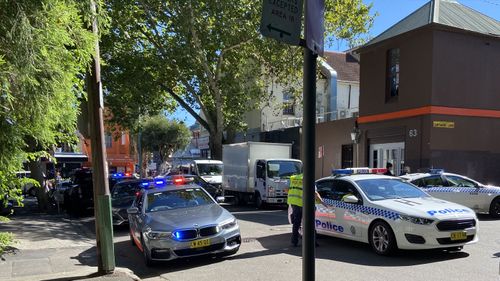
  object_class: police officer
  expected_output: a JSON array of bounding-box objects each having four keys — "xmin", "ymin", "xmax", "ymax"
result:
[{"xmin": 287, "ymin": 174, "xmax": 327, "ymax": 247}]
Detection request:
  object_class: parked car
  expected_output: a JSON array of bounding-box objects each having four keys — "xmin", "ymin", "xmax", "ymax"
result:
[
  {"xmin": 157, "ymin": 174, "xmax": 222, "ymax": 199},
  {"xmin": 315, "ymin": 168, "xmax": 478, "ymax": 255},
  {"xmin": 16, "ymin": 171, "xmax": 35, "ymax": 196},
  {"xmin": 128, "ymin": 182, "xmax": 240, "ymax": 266},
  {"xmin": 111, "ymin": 179, "xmax": 152, "ymax": 226},
  {"xmin": 64, "ymin": 169, "xmax": 136, "ymax": 216},
  {"xmin": 401, "ymin": 169, "xmax": 500, "ymax": 218}
]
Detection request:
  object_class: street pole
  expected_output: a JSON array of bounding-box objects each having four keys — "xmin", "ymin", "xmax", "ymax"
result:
[
  {"xmin": 87, "ymin": 0, "xmax": 115, "ymax": 274},
  {"xmin": 302, "ymin": 1, "xmax": 317, "ymax": 278}
]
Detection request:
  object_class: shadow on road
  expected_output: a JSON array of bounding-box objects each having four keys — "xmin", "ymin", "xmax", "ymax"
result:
[
  {"xmin": 477, "ymin": 214, "xmax": 500, "ymax": 221},
  {"xmin": 73, "ymin": 230, "xmax": 470, "ymax": 279},
  {"xmin": 227, "ymin": 232, "xmax": 470, "ymax": 267}
]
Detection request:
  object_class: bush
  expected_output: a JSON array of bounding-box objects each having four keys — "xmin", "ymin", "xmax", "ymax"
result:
[
  {"xmin": 0, "ymin": 216, "xmax": 14, "ymax": 255},
  {"xmin": 0, "ymin": 232, "xmax": 14, "ymax": 255}
]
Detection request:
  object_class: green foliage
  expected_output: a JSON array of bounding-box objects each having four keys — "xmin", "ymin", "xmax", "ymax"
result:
[
  {"xmin": 0, "ymin": 0, "xmax": 100, "ymax": 201},
  {"xmin": 102, "ymin": 0, "xmax": 376, "ymax": 159},
  {"xmin": 141, "ymin": 115, "xmax": 191, "ymax": 162},
  {"xmin": 0, "ymin": 231, "xmax": 14, "ymax": 255}
]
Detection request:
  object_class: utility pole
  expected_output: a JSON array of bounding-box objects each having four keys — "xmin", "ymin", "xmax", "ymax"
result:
[
  {"xmin": 87, "ymin": 0, "xmax": 115, "ymax": 274},
  {"xmin": 302, "ymin": 40, "xmax": 317, "ymax": 281}
]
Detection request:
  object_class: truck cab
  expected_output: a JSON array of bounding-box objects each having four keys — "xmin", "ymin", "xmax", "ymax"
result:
[{"xmin": 254, "ymin": 159, "xmax": 303, "ymax": 208}]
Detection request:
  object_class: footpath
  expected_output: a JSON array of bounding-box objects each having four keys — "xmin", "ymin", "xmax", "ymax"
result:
[{"xmin": 0, "ymin": 198, "xmax": 139, "ymax": 281}]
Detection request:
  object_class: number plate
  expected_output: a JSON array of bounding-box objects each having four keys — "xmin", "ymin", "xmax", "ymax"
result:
[
  {"xmin": 450, "ymin": 231, "xmax": 467, "ymax": 241},
  {"xmin": 190, "ymin": 239, "xmax": 210, "ymax": 248}
]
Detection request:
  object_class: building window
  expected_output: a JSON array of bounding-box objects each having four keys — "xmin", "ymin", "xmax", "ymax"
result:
[
  {"xmin": 105, "ymin": 133, "xmax": 112, "ymax": 148},
  {"xmin": 283, "ymin": 91, "xmax": 295, "ymax": 115},
  {"xmin": 121, "ymin": 132, "xmax": 126, "ymax": 145},
  {"xmin": 386, "ymin": 48, "xmax": 400, "ymax": 100}
]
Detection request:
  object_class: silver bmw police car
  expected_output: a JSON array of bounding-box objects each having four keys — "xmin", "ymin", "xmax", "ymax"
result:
[{"xmin": 127, "ymin": 179, "xmax": 241, "ymax": 266}]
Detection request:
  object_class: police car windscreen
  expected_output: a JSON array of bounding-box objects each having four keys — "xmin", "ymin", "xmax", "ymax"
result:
[
  {"xmin": 355, "ymin": 179, "xmax": 429, "ymax": 201},
  {"xmin": 145, "ymin": 188, "xmax": 214, "ymax": 212}
]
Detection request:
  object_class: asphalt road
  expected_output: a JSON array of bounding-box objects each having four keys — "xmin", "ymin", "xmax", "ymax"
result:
[{"xmin": 107, "ymin": 205, "xmax": 500, "ymax": 281}]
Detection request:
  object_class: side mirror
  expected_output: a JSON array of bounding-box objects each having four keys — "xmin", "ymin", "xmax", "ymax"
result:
[
  {"xmin": 343, "ymin": 195, "xmax": 359, "ymax": 204},
  {"xmin": 216, "ymin": 196, "xmax": 225, "ymax": 203},
  {"xmin": 127, "ymin": 207, "xmax": 139, "ymax": 214}
]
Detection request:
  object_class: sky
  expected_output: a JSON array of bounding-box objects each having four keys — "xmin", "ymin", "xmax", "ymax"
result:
[{"xmin": 168, "ymin": 0, "xmax": 500, "ymax": 126}]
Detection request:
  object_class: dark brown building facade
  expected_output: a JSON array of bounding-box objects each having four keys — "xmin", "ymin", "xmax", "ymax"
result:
[{"xmin": 353, "ymin": 0, "xmax": 500, "ymax": 184}]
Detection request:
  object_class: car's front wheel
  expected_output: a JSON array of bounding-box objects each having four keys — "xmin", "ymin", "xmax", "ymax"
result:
[
  {"xmin": 255, "ymin": 192, "xmax": 266, "ymax": 209},
  {"xmin": 141, "ymin": 236, "xmax": 155, "ymax": 267},
  {"xmin": 369, "ymin": 221, "xmax": 397, "ymax": 255},
  {"xmin": 489, "ymin": 197, "xmax": 500, "ymax": 218}
]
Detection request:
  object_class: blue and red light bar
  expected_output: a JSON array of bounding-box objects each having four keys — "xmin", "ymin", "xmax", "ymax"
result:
[{"xmin": 332, "ymin": 168, "xmax": 387, "ymax": 176}]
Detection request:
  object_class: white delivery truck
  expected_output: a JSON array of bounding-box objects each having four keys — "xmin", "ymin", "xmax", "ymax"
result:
[
  {"xmin": 171, "ymin": 159, "xmax": 224, "ymax": 187},
  {"xmin": 222, "ymin": 142, "xmax": 302, "ymax": 208}
]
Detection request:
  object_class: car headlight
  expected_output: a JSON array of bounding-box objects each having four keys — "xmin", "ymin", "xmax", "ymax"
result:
[
  {"xmin": 144, "ymin": 228, "xmax": 172, "ymax": 240},
  {"xmin": 219, "ymin": 218, "xmax": 238, "ymax": 230},
  {"xmin": 398, "ymin": 215, "xmax": 434, "ymax": 225}
]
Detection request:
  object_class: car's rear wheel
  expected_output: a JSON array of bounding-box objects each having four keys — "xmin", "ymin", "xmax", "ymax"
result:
[
  {"xmin": 369, "ymin": 221, "xmax": 397, "ymax": 255},
  {"xmin": 489, "ymin": 197, "xmax": 500, "ymax": 218}
]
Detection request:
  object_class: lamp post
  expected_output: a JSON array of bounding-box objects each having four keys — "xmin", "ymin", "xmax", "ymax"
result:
[{"xmin": 350, "ymin": 125, "xmax": 361, "ymax": 167}]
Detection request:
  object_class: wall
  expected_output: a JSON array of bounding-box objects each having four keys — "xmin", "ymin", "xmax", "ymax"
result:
[
  {"xmin": 359, "ymin": 28, "xmax": 434, "ymax": 117},
  {"xmin": 432, "ymin": 29, "xmax": 500, "ymax": 109},
  {"xmin": 315, "ymin": 118, "xmax": 356, "ymax": 179}
]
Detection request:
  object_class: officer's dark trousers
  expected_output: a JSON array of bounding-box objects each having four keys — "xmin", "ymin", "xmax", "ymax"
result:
[{"xmin": 291, "ymin": 204, "xmax": 302, "ymax": 245}]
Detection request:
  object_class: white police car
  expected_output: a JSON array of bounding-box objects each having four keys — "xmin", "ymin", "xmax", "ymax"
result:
[
  {"xmin": 401, "ymin": 169, "xmax": 500, "ymax": 218},
  {"xmin": 315, "ymin": 168, "xmax": 478, "ymax": 255}
]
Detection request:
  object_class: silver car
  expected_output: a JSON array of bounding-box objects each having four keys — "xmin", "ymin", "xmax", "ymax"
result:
[{"xmin": 128, "ymin": 183, "xmax": 241, "ymax": 266}]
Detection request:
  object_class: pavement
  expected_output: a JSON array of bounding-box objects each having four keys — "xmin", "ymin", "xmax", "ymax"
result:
[{"xmin": 0, "ymin": 197, "xmax": 140, "ymax": 281}]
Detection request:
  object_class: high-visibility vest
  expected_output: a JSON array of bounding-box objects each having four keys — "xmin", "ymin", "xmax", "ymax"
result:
[{"xmin": 287, "ymin": 174, "xmax": 303, "ymax": 207}]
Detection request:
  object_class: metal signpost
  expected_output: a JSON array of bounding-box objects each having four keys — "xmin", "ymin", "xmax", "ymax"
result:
[{"xmin": 261, "ymin": 0, "xmax": 324, "ymax": 280}]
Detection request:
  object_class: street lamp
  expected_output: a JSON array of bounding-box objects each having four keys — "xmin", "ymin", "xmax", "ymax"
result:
[{"xmin": 350, "ymin": 124, "xmax": 361, "ymax": 167}]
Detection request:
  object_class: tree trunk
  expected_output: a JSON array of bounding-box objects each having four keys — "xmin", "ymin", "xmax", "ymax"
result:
[
  {"xmin": 28, "ymin": 160, "xmax": 49, "ymax": 212},
  {"xmin": 209, "ymin": 129, "xmax": 223, "ymax": 160}
]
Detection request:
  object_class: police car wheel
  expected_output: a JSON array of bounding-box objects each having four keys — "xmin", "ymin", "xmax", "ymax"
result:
[
  {"xmin": 141, "ymin": 236, "xmax": 155, "ymax": 266},
  {"xmin": 489, "ymin": 197, "xmax": 500, "ymax": 218},
  {"xmin": 369, "ymin": 221, "xmax": 397, "ymax": 255}
]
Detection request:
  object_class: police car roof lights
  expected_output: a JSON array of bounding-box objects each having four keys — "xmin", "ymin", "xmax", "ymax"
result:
[
  {"xmin": 332, "ymin": 168, "xmax": 387, "ymax": 176},
  {"xmin": 429, "ymin": 168, "xmax": 445, "ymax": 174}
]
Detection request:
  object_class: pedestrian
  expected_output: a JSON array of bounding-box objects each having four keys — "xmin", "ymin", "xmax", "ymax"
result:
[
  {"xmin": 287, "ymin": 174, "xmax": 327, "ymax": 247},
  {"xmin": 384, "ymin": 162, "xmax": 394, "ymax": 176},
  {"xmin": 400, "ymin": 166, "xmax": 411, "ymax": 176}
]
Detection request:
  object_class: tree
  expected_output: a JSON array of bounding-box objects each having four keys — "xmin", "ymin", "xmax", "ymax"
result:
[
  {"xmin": 0, "ymin": 0, "xmax": 100, "ymax": 210},
  {"xmin": 141, "ymin": 115, "xmax": 191, "ymax": 172},
  {"xmin": 102, "ymin": 0, "xmax": 375, "ymax": 160}
]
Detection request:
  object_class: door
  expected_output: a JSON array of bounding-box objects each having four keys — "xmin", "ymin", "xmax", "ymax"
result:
[
  {"xmin": 334, "ymin": 179, "xmax": 366, "ymax": 239},
  {"xmin": 255, "ymin": 160, "xmax": 266, "ymax": 199},
  {"xmin": 129, "ymin": 193, "xmax": 144, "ymax": 243},
  {"xmin": 315, "ymin": 179, "xmax": 342, "ymax": 237},
  {"xmin": 443, "ymin": 174, "xmax": 482, "ymax": 208},
  {"xmin": 341, "ymin": 144, "xmax": 354, "ymax": 168},
  {"xmin": 369, "ymin": 142, "xmax": 405, "ymax": 176}
]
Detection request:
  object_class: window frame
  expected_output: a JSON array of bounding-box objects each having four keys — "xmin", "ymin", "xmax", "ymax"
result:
[{"xmin": 385, "ymin": 48, "xmax": 400, "ymax": 101}]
